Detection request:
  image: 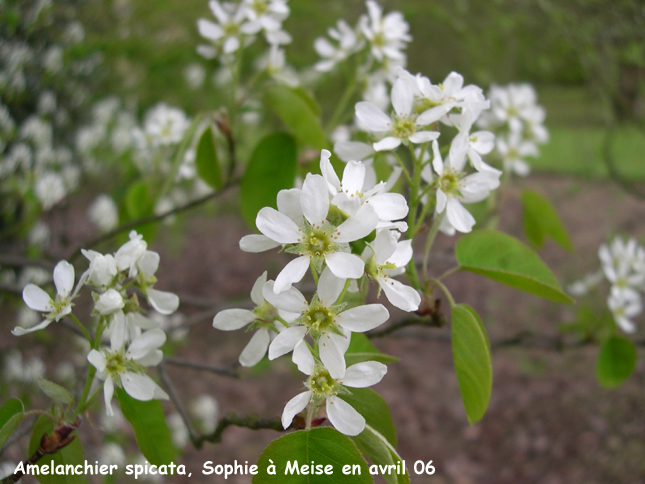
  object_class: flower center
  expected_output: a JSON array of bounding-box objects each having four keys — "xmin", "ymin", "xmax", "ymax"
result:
[
  {"xmin": 303, "ymin": 227, "xmax": 335, "ymax": 258},
  {"xmin": 305, "ymin": 304, "xmax": 335, "ymax": 334},
  {"xmin": 105, "ymin": 352, "xmax": 127, "ymax": 375},
  {"xmin": 252, "ymin": 0, "xmax": 268, "ymax": 15},
  {"xmin": 252, "ymin": 301, "xmax": 280, "ymax": 330},
  {"xmin": 308, "ymin": 368, "xmax": 338, "ymax": 397},
  {"xmin": 372, "ymin": 31, "xmax": 386, "ymax": 48},
  {"xmin": 224, "ymin": 22, "xmax": 240, "ymax": 37},
  {"xmin": 438, "ymin": 169, "xmax": 462, "ymax": 197},
  {"xmin": 393, "ymin": 117, "xmax": 416, "ymax": 139}
]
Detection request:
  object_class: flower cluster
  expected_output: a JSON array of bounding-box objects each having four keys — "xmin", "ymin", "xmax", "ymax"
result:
[
  {"xmin": 314, "ymin": 1, "xmax": 411, "ymax": 108},
  {"xmin": 337, "ymin": 68, "xmax": 501, "ymax": 234},
  {"xmin": 15, "ymin": 231, "xmax": 180, "ymax": 415},
  {"xmin": 569, "ymin": 237, "xmax": 645, "ymax": 333},
  {"xmin": 197, "ymin": 0, "xmax": 291, "ymax": 63},
  {"xmin": 477, "ymin": 83, "xmax": 549, "ymax": 176},
  {"xmin": 213, "ymin": 149, "xmax": 420, "ymax": 435}
]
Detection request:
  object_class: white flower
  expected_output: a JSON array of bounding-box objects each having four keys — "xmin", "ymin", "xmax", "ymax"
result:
[
  {"xmin": 240, "ymin": 168, "xmax": 379, "ymax": 293},
  {"xmin": 95, "ymin": 288, "xmax": 125, "ymax": 315},
  {"xmin": 14, "ymin": 260, "xmax": 82, "ymax": 336},
  {"xmin": 28, "ymin": 221, "xmax": 50, "ymax": 249},
  {"xmin": 88, "ymin": 328, "xmax": 169, "ymax": 417},
  {"xmin": 34, "ymin": 172, "xmax": 66, "ymax": 210},
  {"xmin": 359, "ymin": 1, "xmax": 411, "ymax": 62},
  {"xmin": 363, "ymin": 230, "xmax": 420, "ymax": 311},
  {"xmin": 427, "ymin": 140, "xmax": 500, "ymax": 233},
  {"xmin": 183, "ymin": 63, "xmax": 206, "ymax": 89},
  {"xmin": 190, "ymin": 395, "xmax": 219, "ymax": 433},
  {"xmin": 282, "ymin": 361, "xmax": 387, "ymax": 436},
  {"xmin": 99, "ymin": 443, "xmax": 126, "ymax": 468},
  {"xmin": 241, "ymin": 0, "xmax": 289, "ymax": 33},
  {"xmin": 168, "ymin": 413, "xmax": 190, "ymax": 448},
  {"xmin": 197, "ymin": 1, "xmax": 260, "ymax": 56},
  {"xmin": 607, "ymin": 288, "xmax": 642, "ymax": 334},
  {"xmin": 314, "ymin": 20, "xmax": 361, "ymax": 72},
  {"xmin": 89, "ymin": 195, "xmax": 119, "ymax": 233},
  {"xmin": 264, "ymin": 269, "xmax": 389, "ymax": 379},
  {"xmin": 567, "ymin": 270, "xmax": 604, "ymax": 296},
  {"xmin": 82, "ymin": 249, "xmax": 118, "ymax": 287},
  {"xmin": 115, "ymin": 231, "xmax": 160, "ymax": 279},
  {"xmin": 599, "ymin": 237, "xmax": 645, "ymax": 295},
  {"xmin": 355, "ymin": 77, "xmax": 439, "ymax": 152},
  {"xmin": 142, "ymin": 103, "xmax": 190, "ymax": 147},
  {"xmin": 320, "ymin": 150, "xmax": 408, "ymax": 231},
  {"xmin": 496, "ymin": 130, "xmax": 538, "ymax": 177},
  {"xmin": 212, "ymin": 271, "xmax": 288, "ymax": 366}
]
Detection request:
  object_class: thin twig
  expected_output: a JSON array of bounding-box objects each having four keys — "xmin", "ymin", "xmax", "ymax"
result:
[
  {"xmin": 69, "ymin": 181, "xmax": 238, "ymax": 262},
  {"xmin": 0, "ymin": 255, "xmax": 55, "ymax": 271},
  {"xmin": 164, "ymin": 357, "xmax": 239, "ymax": 378},
  {"xmin": 158, "ymin": 363, "xmax": 200, "ymax": 444}
]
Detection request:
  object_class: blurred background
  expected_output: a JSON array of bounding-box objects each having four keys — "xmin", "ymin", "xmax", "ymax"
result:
[{"xmin": 1, "ymin": 0, "xmax": 644, "ymax": 483}]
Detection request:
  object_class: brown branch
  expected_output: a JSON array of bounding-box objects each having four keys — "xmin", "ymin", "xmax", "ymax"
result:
[
  {"xmin": 1, "ymin": 418, "xmax": 81, "ymax": 484},
  {"xmin": 193, "ymin": 414, "xmax": 284, "ymax": 449},
  {"xmin": 158, "ymin": 363, "xmax": 200, "ymax": 444},
  {"xmin": 0, "ymin": 255, "xmax": 55, "ymax": 271}
]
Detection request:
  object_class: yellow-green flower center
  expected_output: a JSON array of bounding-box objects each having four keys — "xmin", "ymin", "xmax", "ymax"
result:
[
  {"xmin": 438, "ymin": 170, "xmax": 462, "ymax": 197},
  {"xmin": 308, "ymin": 368, "xmax": 338, "ymax": 396},
  {"xmin": 224, "ymin": 22, "xmax": 240, "ymax": 37},
  {"xmin": 252, "ymin": 0, "xmax": 268, "ymax": 15},
  {"xmin": 393, "ymin": 117, "xmax": 416, "ymax": 139}
]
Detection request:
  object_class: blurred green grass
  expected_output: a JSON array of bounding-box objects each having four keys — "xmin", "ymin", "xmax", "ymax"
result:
[{"xmin": 79, "ymin": 0, "xmax": 645, "ymax": 180}]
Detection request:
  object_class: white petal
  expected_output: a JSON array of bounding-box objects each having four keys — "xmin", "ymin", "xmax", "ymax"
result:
[
  {"xmin": 277, "ymin": 188, "xmax": 304, "ymax": 225},
  {"xmin": 239, "ymin": 329, "xmax": 270, "ymax": 367},
  {"xmin": 292, "ymin": 339, "xmax": 314, "ymax": 375},
  {"xmin": 355, "ymin": 102, "xmax": 392, "ymax": 133},
  {"xmin": 341, "ymin": 361, "xmax": 387, "ymax": 388},
  {"xmin": 12, "ymin": 319, "xmax": 52, "ymax": 336},
  {"xmin": 250, "ymin": 271, "xmax": 268, "ymax": 306},
  {"xmin": 408, "ymin": 131, "xmax": 440, "ymax": 144},
  {"xmin": 137, "ymin": 349, "xmax": 163, "ymax": 367},
  {"xmin": 263, "ymin": 281, "xmax": 308, "ymax": 313},
  {"xmin": 335, "ymin": 204, "xmax": 378, "ymax": 243},
  {"xmin": 325, "ymin": 252, "xmax": 364, "ymax": 279},
  {"xmin": 256, "ymin": 207, "xmax": 302, "ymax": 244},
  {"xmin": 103, "ymin": 377, "xmax": 114, "ymax": 416},
  {"xmin": 369, "ymin": 193, "xmax": 408, "ymax": 221},
  {"xmin": 431, "ymin": 140, "xmax": 444, "ymax": 175},
  {"xmin": 127, "ymin": 312, "xmax": 159, "ymax": 330},
  {"xmin": 110, "ymin": 310, "xmax": 126, "ymax": 351},
  {"xmin": 127, "ymin": 328, "xmax": 167, "ymax": 360},
  {"xmin": 268, "ymin": 326, "xmax": 306, "ymax": 359},
  {"xmin": 53, "ymin": 260, "xmax": 75, "ymax": 298},
  {"xmin": 137, "ymin": 251, "xmax": 160, "ymax": 278},
  {"xmin": 153, "ymin": 383, "xmax": 169, "ymax": 400},
  {"xmin": 391, "ymin": 78, "xmax": 414, "ymax": 117},
  {"xmin": 197, "ymin": 19, "xmax": 223, "ymax": 40},
  {"xmin": 449, "ymin": 132, "xmax": 469, "ymax": 172},
  {"xmin": 239, "ymin": 234, "xmax": 281, "ymax": 253},
  {"xmin": 336, "ymin": 304, "xmax": 389, "ymax": 332},
  {"xmin": 341, "ymin": 161, "xmax": 365, "ymax": 196},
  {"xmin": 333, "ymin": 141, "xmax": 374, "ymax": 163},
  {"xmin": 470, "ymin": 131, "xmax": 495, "ymax": 154},
  {"xmin": 446, "ymin": 198, "xmax": 475, "ymax": 233},
  {"xmin": 436, "ymin": 189, "xmax": 447, "ymax": 213},
  {"xmin": 330, "ymin": 329, "xmax": 351, "ymax": 355},
  {"xmin": 319, "ymin": 333, "xmax": 346, "ymax": 379},
  {"xmin": 23, "ymin": 284, "xmax": 53, "ymax": 312},
  {"xmin": 212, "ymin": 308, "xmax": 255, "ymax": 330},
  {"xmin": 121, "ymin": 372, "xmax": 157, "ymax": 401},
  {"xmin": 326, "ymin": 396, "xmax": 365, "ymax": 436},
  {"xmin": 388, "ymin": 239, "xmax": 413, "ymax": 267},
  {"xmin": 317, "ymin": 267, "xmax": 345, "ymax": 305},
  {"xmin": 379, "ymin": 278, "xmax": 421, "ymax": 312},
  {"xmin": 371, "ymin": 230, "xmax": 397, "ymax": 265},
  {"xmin": 274, "ymin": 256, "xmax": 310, "ymax": 294},
  {"xmin": 373, "ymin": 137, "xmax": 401, "ymax": 152},
  {"xmin": 282, "ymin": 391, "xmax": 311, "ymax": 429},
  {"xmin": 319, "ymin": 149, "xmax": 340, "ymax": 194},
  {"xmin": 146, "ymin": 288, "xmax": 179, "ymax": 315},
  {"xmin": 87, "ymin": 349, "xmax": 106, "ymax": 372},
  {"xmin": 301, "ymin": 175, "xmax": 329, "ymax": 227},
  {"xmin": 417, "ymin": 104, "xmax": 452, "ymax": 125}
]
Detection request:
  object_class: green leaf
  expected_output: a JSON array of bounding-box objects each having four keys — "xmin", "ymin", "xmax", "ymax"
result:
[
  {"xmin": 263, "ymin": 85, "xmax": 329, "ymax": 149},
  {"xmin": 345, "ymin": 333, "xmax": 399, "ymax": 367},
  {"xmin": 0, "ymin": 398, "xmax": 25, "ymax": 448},
  {"xmin": 452, "ymin": 305, "xmax": 492, "ymax": 424},
  {"xmin": 253, "ymin": 427, "xmax": 372, "ymax": 484},
  {"xmin": 195, "ymin": 125, "xmax": 222, "ymax": 190},
  {"xmin": 352, "ymin": 425, "xmax": 409, "ymax": 484},
  {"xmin": 521, "ymin": 190, "xmax": 573, "ymax": 251},
  {"xmin": 38, "ymin": 379, "xmax": 75, "ymax": 406},
  {"xmin": 125, "ymin": 180, "xmax": 154, "ymax": 220},
  {"xmin": 339, "ymin": 388, "xmax": 396, "ymax": 446},
  {"xmin": 116, "ymin": 388, "xmax": 175, "ymax": 466},
  {"xmin": 596, "ymin": 336, "xmax": 637, "ymax": 388},
  {"xmin": 455, "ymin": 229, "xmax": 574, "ymax": 304},
  {"xmin": 28, "ymin": 415, "xmax": 88, "ymax": 484},
  {"xmin": 240, "ymin": 133, "xmax": 298, "ymax": 229}
]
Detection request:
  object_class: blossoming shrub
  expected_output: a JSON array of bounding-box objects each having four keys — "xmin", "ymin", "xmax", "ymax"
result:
[{"xmin": 1, "ymin": 1, "xmax": 641, "ymax": 483}]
